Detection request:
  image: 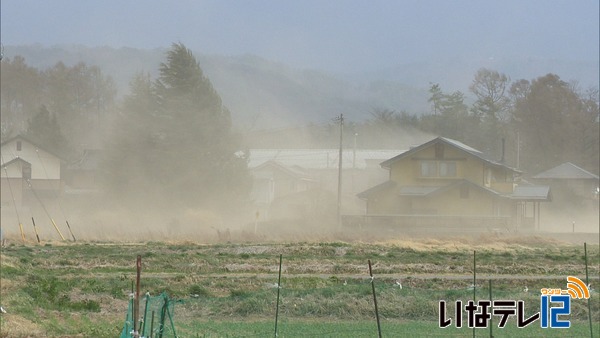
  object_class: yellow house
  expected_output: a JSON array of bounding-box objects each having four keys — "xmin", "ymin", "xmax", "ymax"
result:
[{"xmin": 354, "ymin": 137, "xmax": 551, "ymax": 231}]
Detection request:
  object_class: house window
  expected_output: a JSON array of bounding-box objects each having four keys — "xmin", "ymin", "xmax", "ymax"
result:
[
  {"xmin": 439, "ymin": 161, "xmax": 457, "ymax": 177},
  {"xmin": 484, "ymin": 168, "xmax": 492, "ymax": 187},
  {"xmin": 460, "ymin": 186, "xmax": 469, "ymax": 199},
  {"xmin": 22, "ymin": 164, "xmax": 31, "ymax": 180},
  {"xmin": 16, "ymin": 141, "xmax": 22, "ymax": 151},
  {"xmin": 420, "ymin": 160, "xmax": 457, "ymax": 178},
  {"xmin": 420, "ymin": 161, "xmax": 437, "ymax": 177}
]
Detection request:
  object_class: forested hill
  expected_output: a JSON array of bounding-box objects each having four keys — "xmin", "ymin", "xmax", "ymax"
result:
[
  {"xmin": 3, "ymin": 45, "xmax": 429, "ymax": 127},
  {"xmin": 5, "ymin": 45, "xmax": 598, "ymax": 128}
]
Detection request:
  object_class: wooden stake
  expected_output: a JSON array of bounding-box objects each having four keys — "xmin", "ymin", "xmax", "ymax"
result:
[
  {"xmin": 50, "ymin": 218, "xmax": 65, "ymax": 241},
  {"xmin": 66, "ymin": 221, "xmax": 76, "ymax": 241},
  {"xmin": 19, "ymin": 223, "xmax": 26, "ymax": 243},
  {"xmin": 31, "ymin": 217, "xmax": 40, "ymax": 243}
]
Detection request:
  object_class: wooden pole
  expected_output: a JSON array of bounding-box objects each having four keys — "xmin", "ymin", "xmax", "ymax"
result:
[
  {"xmin": 336, "ymin": 114, "xmax": 344, "ymax": 229},
  {"xmin": 19, "ymin": 223, "xmax": 26, "ymax": 243},
  {"xmin": 66, "ymin": 221, "xmax": 76, "ymax": 241},
  {"xmin": 50, "ymin": 218, "xmax": 65, "ymax": 241},
  {"xmin": 31, "ymin": 217, "xmax": 40, "ymax": 243}
]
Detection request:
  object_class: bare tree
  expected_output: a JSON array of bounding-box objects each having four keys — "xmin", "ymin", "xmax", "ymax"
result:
[{"xmin": 470, "ymin": 68, "xmax": 511, "ymax": 123}]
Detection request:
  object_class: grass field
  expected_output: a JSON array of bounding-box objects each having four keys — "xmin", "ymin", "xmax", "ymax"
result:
[{"xmin": 0, "ymin": 236, "xmax": 598, "ymax": 337}]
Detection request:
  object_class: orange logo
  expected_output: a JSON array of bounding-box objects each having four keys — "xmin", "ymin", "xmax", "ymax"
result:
[
  {"xmin": 566, "ymin": 276, "xmax": 590, "ymax": 299},
  {"xmin": 541, "ymin": 276, "xmax": 590, "ymax": 300}
]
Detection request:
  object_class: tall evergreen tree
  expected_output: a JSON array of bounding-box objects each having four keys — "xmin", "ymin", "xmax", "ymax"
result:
[
  {"xmin": 104, "ymin": 43, "xmax": 250, "ymax": 210},
  {"xmin": 25, "ymin": 105, "xmax": 70, "ymax": 157}
]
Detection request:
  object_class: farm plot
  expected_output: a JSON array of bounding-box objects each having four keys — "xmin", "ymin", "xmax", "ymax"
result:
[{"xmin": 0, "ymin": 236, "xmax": 598, "ymax": 337}]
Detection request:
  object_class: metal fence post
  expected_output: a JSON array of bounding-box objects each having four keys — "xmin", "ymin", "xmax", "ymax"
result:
[
  {"xmin": 274, "ymin": 254, "xmax": 283, "ymax": 337},
  {"xmin": 584, "ymin": 243, "xmax": 593, "ymax": 338},
  {"xmin": 368, "ymin": 259, "xmax": 382, "ymax": 338}
]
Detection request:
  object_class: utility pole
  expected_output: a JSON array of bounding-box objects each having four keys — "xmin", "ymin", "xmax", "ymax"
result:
[
  {"xmin": 516, "ymin": 131, "xmax": 520, "ymax": 169},
  {"xmin": 353, "ymin": 133, "xmax": 358, "ymax": 169},
  {"xmin": 336, "ymin": 114, "xmax": 344, "ymax": 229}
]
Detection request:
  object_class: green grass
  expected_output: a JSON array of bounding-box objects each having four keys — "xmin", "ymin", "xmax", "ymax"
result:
[
  {"xmin": 0, "ymin": 240, "xmax": 598, "ymax": 337},
  {"xmin": 177, "ymin": 319, "xmax": 598, "ymax": 337}
]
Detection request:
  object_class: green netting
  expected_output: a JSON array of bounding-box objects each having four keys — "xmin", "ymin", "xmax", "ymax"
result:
[{"xmin": 120, "ymin": 292, "xmax": 179, "ymax": 338}]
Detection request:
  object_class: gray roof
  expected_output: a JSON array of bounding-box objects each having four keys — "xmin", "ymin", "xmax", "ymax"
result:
[
  {"xmin": 359, "ymin": 179, "xmax": 551, "ymax": 202},
  {"xmin": 399, "ymin": 180, "xmax": 504, "ymax": 198},
  {"xmin": 248, "ymin": 149, "xmax": 405, "ymax": 170},
  {"xmin": 357, "ymin": 181, "xmax": 396, "ymax": 199},
  {"xmin": 380, "ymin": 137, "xmax": 520, "ymax": 173},
  {"xmin": 0, "ymin": 134, "xmax": 68, "ymax": 161},
  {"xmin": 510, "ymin": 186, "xmax": 552, "ymax": 201},
  {"xmin": 251, "ymin": 160, "xmax": 313, "ymax": 181},
  {"xmin": 398, "ymin": 186, "xmax": 441, "ymax": 196},
  {"xmin": 533, "ymin": 162, "xmax": 599, "ymax": 180},
  {"xmin": 1, "ymin": 156, "xmax": 31, "ymax": 167}
]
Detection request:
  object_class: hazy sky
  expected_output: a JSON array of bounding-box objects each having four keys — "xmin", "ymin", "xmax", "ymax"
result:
[{"xmin": 1, "ymin": 0, "xmax": 598, "ymax": 73}]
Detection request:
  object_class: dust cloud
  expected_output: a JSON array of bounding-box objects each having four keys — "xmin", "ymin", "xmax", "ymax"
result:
[{"xmin": 2, "ymin": 124, "xmax": 597, "ymax": 247}]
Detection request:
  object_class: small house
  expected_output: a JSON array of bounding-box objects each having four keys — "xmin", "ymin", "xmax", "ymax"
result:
[
  {"xmin": 1, "ymin": 135, "xmax": 65, "ymax": 207},
  {"xmin": 532, "ymin": 162, "xmax": 599, "ymax": 201}
]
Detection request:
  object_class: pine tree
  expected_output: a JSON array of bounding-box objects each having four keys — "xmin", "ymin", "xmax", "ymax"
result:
[
  {"xmin": 104, "ymin": 43, "xmax": 250, "ymax": 210},
  {"xmin": 25, "ymin": 105, "xmax": 70, "ymax": 157}
]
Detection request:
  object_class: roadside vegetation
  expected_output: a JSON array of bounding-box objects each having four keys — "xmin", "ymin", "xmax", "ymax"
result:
[{"xmin": 1, "ymin": 237, "xmax": 598, "ymax": 337}]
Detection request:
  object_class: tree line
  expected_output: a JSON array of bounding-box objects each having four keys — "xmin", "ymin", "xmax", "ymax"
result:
[
  {"xmin": 249, "ymin": 69, "xmax": 599, "ymax": 177},
  {"xmin": 355, "ymin": 70, "xmax": 599, "ymax": 175},
  {"xmin": 1, "ymin": 43, "xmax": 598, "ymax": 211},
  {"xmin": 1, "ymin": 56, "xmax": 117, "ymax": 157}
]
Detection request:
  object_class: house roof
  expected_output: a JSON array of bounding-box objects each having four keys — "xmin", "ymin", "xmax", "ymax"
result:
[
  {"xmin": 510, "ymin": 185, "xmax": 552, "ymax": 201},
  {"xmin": 1, "ymin": 134, "xmax": 67, "ymax": 161},
  {"xmin": 251, "ymin": 160, "xmax": 314, "ymax": 181},
  {"xmin": 532, "ymin": 162, "xmax": 599, "ymax": 180},
  {"xmin": 399, "ymin": 179, "xmax": 504, "ymax": 198},
  {"xmin": 248, "ymin": 149, "xmax": 405, "ymax": 170},
  {"xmin": 398, "ymin": 186, "xmax": 441, "ymax": 196},
  {"xmin": 359, "ymin": 178, "xmax": 551, "ymax": 202},
  {"xmin": 380, "ymin": 137, "xmax": 520, "ymax": 173},
  {"xmin": 357, "ymin": 181, "xmax": 396, "ymax": 199},
  {"xmin": 1, "ymin": 157, "xmax": 31, "ymax": 167}
]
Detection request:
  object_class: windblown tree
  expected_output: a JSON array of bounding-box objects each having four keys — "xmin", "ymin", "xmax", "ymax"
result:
[
  {"xmin": 511, "ymin": 73, "xmax": 599, "ymax": 174},
  {"xmin": 104, "ymin": 43, "xmax": 250, "ymax": 209},
  {"xmin": 421, "ymin": 84, "xmax": 475, "ymax": 143},
  {"xmin": 469, "ymin": 68, "xmax": 511, "ymax": 158},
  {"xmin": 0, "ymin": 56, "xmax": 43, "ymax": 139},
  {"xmin": 25, "ymin": 105, "xmax": 71, "ymax": 157}
]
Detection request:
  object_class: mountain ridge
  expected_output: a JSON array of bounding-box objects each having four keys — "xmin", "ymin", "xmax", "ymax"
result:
[{"xmin": 3, "ymin": 44, "xmax": 598, "ymax": 128}]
